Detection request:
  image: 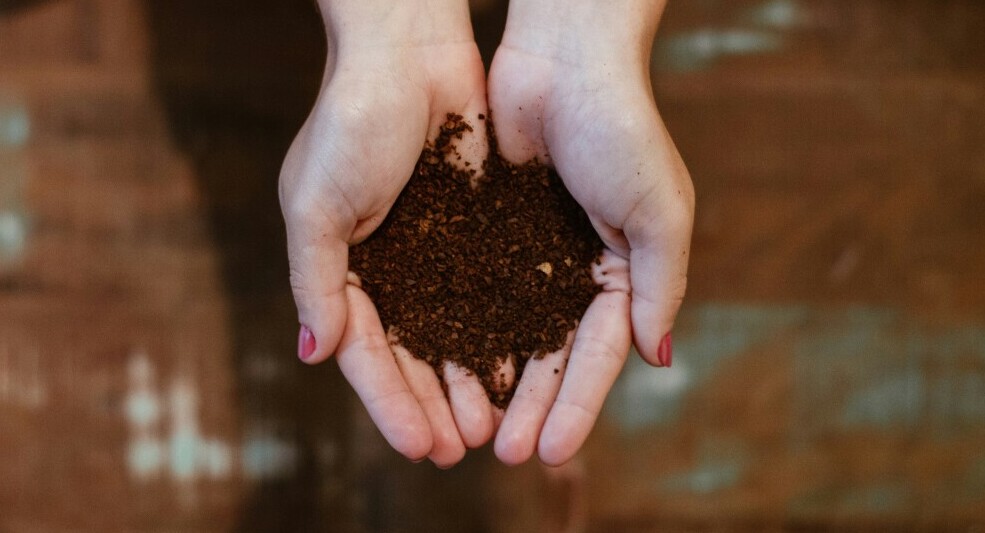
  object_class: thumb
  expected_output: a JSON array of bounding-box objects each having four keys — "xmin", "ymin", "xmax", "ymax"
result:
[
  {"xmin": 487, "ymin": 51, "xmax": 551, "ymax": 165},
  {"xmin": 284, "ymin": 218, "xmax": 350, "ymax": 365},
  {"xmin": 624, "ymin": 154, "xmax": 693, "ymax": 367},
  {"xmin": 280, "ymin": 143, "xmax": 352, "ymax": 365}
]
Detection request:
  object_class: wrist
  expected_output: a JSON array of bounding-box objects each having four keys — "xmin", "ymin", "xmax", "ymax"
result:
[
  {"xmin": 319, "ymin": 0, "xmax": 475, "ymax": 52},
  {"xmin": 500, "ymin": 0, "xmax": 666, "ymax": 65}
]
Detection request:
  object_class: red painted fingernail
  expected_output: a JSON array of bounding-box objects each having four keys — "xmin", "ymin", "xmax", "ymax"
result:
[
  {"xmin": 656, "ymin": 332, "xmax": 672, "ymax": 367},
  {"xmin": 298, "ymin": 325, "xmax": 316, "ymax": 361}
]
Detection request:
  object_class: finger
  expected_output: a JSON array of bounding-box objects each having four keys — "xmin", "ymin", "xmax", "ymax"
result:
[
  {"xmin": 392, "ymin": 344, "xmax": 467, "ymax": 468},
  {"xmin": 444, "ymin": 361, "xmax": 495, "ymax": 449},
  {"xmin": 428, "ymin": 47, "xmax": 490, "ymax": 176},
  {"xmin": 280, "ymin": 136, "xmax": 353, "ymax": 365},
  {"xmin": 487, "ymin": 51, "xmax": 551, "ymax": 165},
  {"xmin": 281, "ymin": 201, "xmax": 350, "ymax": 365},
  {"xmin": 623, "ymin": 153, "xmax": 693, "ymax": 365},
  {"xmin": 494, "ymin": 335, "xmax": 573, "ymax": 466},
  {"xmin": 490, "ymin": 356, "xmax": 515, "ymax": 432},
  {"xmin": 335, "ymin": 286, "xmax": 432, "ymax": 461},
  {"xmin": 538, "ymin": 290, "xmax": 632, "ymax": 466}
]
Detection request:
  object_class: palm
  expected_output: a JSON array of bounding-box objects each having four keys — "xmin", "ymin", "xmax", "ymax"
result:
[{"xmin": 282, "ymin": 44, "xmax": 487, "ymax": 242}]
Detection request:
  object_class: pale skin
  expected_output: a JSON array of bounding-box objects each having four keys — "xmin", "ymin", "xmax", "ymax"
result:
[{"xmin": 279, "ymin": 0, "xmax": 694, "ymax": 467}]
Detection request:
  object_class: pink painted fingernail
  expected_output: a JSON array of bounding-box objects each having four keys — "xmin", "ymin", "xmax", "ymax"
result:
[
  {"xmin": 656, "ymin": 332, "xmax": 672, "ymax": 368},
  {"xmin": 298, "ymin": 325, "xmax": 316, "ymax": 361}
]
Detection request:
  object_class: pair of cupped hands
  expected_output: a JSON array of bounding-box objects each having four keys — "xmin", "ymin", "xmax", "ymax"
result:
[{"xmin": 279, "ymin": 0, "xmax": 693, "ymax": 468}]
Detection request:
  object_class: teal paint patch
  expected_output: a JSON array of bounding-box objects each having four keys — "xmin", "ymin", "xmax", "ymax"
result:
[
  {"xmin": 840, "ymin": 370, "xmax": 924, "ymax": 429},
  {"xmin": 0, "ymin": 211, "xmax": 29, "ymax": 263},
  {"xmin": 605, "ymin": 303, "xmax": 985, "ymax": 434},
  {"xmin": 792, "ymin": 309, "xmax": 985, "ymax": 433},
  {"xmin": 743, "ymin": 0, "xmax": 807, "ymax": 29},
  {"xmin": 660, "ymin": 461, "xmax": 743, "ymax": 494},
  {"xmin": 170, "ymin": 430, "xmax": 201, "ymax": 480},
  {"xmin": 678, "ymin": 303, "xmax": 810, "ymax": 371},
  {"xmin": 128, "ymin": 437, "xmax": 165, "ymax": 480},
  {"xmin": 925, "ymin": 372, "xmax": 985, "ymax": 432},
  {"xmin": 0, "ymin": 93, "xmax": 31, "ymax": 265},
  {"xmin": 790, "ymin": 309, "xmax": 985, "ymax": 431},
  {"xmin": 655, "ymin": 29, "xmax": 784, "ymax": 72},
  {"xmin": 790, "ymin": 484, "xmax": 912, "ymax": 515},
  {"xmin": 659, "ymin": 444, "xmax": 748, "ymax": 495},
  {"xmin": 242, "ymin": 432, "xmax": 296, "ymax": 480},
  {"xmin": 793, "ymin": 306, "xmax": 899, "ymax": 362},
  {"xmin": 935, "ymin": 326, "xmax": 985, "ymax": 362},
  {"xmin": 606, "ymin": 354, "xmax": 690, "ymax": 430},
  {"xmin": 659, "ymin": 439, "xmax": 750, "ymax": 494},
  {"xmin": 0, "ymin": 101, "xmax": 30, "ymax": 148},
  {"xmin": 652, "ymin": 0, "xmax": 813, "ymax": 72},
  {"xmin": 605, "ymin": 304, "xmax": 808, "ymax": 431}
]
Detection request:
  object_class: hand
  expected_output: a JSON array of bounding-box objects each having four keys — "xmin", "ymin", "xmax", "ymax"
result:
[
  {"xmin": 487, "ymin": 0, "xmax": 694, "ymax": 466},
  {"xmin": 279, "ymin": 0, "xmax": 496, "ymax": 467}
]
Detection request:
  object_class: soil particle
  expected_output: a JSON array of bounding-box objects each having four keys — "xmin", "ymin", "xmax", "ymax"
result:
[{"xmin": 350, "ymin": 113, "xmax": 602, "ymax": 408}]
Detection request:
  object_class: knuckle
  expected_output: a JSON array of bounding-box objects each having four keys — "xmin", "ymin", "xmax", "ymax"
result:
[
  {"xmin": 574, "ymin": 334, "xmax": 626, "ymax": 367},
  {"xmin": 288, "ymin": 268, "xmax": 316, "ymax": 302},
  {"xmin": 351, "ymin": 333, "xmax": 392, "ymax": 356},
  {"xmin": 554, "ymin": 396, "xmax": 599, "ymax": 418}
]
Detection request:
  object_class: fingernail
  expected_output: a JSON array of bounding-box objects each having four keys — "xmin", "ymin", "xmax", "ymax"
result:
[
  {"xmin": 298, "ymin": 325, "xmax": 316, "ymax": 361},
  {"xmin": 656, "ymin": 332, "xmax": 672, "ymax": 367}
]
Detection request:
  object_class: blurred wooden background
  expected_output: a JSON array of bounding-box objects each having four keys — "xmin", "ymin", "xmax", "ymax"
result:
[{"xmin": 1, "ymin": 0, "xmax": 984, "ymax": 531}]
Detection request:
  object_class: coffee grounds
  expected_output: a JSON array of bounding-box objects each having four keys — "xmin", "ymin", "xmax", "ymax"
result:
[{"xmin": 350, "ymin": 113, "xmax": 603, "ymax": 408}]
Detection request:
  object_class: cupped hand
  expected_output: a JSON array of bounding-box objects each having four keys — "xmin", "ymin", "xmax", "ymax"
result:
[
  {"xmin": 487, "ymin": 0, "xmax": 695, "ymax": 466},
  {"xmin": 279, "ymin": 0, "xmax": 497, "ymax": 467}
]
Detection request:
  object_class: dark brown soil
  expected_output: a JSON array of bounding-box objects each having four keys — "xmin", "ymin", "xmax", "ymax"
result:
[{"xmin": 350, "ymin": 114, "xmax": 603, "ymax": 408}]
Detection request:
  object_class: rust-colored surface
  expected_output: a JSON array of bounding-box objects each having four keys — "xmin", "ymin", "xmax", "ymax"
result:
[{"xmin": 2, "ymin": 0, "xmax": 984, "ymax": 531}]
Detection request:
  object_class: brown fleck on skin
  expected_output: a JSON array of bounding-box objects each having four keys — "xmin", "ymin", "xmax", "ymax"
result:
[{"xmin": 350, "ymin": 113, "xmax": 602, "ymax": 408}]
